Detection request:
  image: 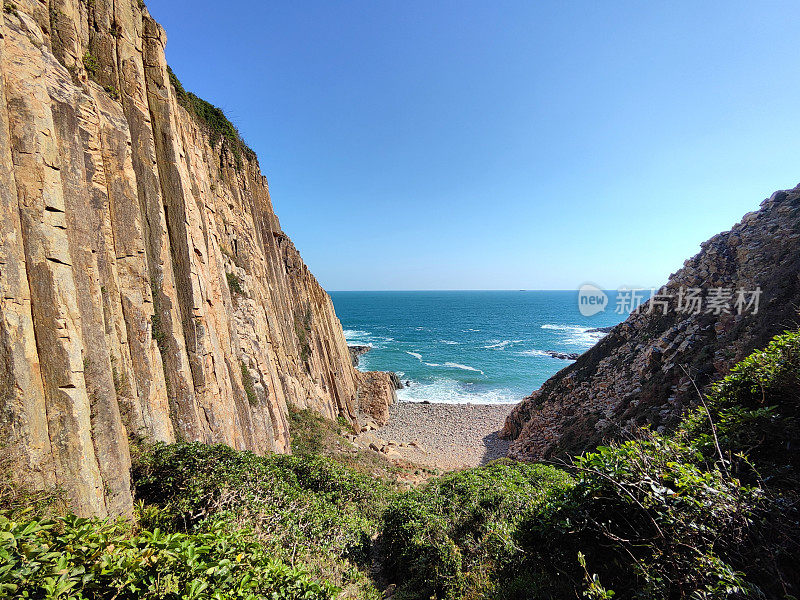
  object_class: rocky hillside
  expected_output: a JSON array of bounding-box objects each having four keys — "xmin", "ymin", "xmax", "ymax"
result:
[
  {"xmin": 0, "ymin": 0, "xmax": 394, "ymax": 517},
  {"xmin": 503, "ymin": 187, "xmax": 800, "ymax": 460}
]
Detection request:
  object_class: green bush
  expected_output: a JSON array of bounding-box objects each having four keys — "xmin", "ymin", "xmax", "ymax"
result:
[
  {"xmin": 381, "ymin": 461, "xmax": 575, "ymax": 599},
  {"xmin": 0, "ymin": 511, "xmax": 334, "ymax": 599},
  {"xmin": 381, "ymin": 332, "xmax": 800, "ymax": 599},
  {"xmin": 167, "ymin": 66, "xmax": 255, "ymax": 169},
  {"xmin": 683, "ymin": 329, "xmax": 800, "ymax": 486},
  {"xmin": 516, "ymin": 435, "xmax": 761, "ymax": 599},
  {"xmin": 83, "ymin": 51, "xmax": 100, "ymax": 77},
  {"xmin": 227, "ymin": 271, "xmax": 244, "ymax": 296},
  {"xmin": 133, "ymin": 442, "xmax": 394, "ymax": 596},
  {"xmin": 294, "ymin": 304, "xmax": 314, "ymax": 368},
  {"xmin": 7, "ymin": 331, "xmax": 800, "ymax": 600},
  {"xmin": 240, "ymin": 361, "xmax": 258, "ymax": 405}
]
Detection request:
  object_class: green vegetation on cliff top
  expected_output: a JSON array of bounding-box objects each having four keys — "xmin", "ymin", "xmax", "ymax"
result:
[
  {"xmin": 2, "ymin": 331, "xmax": 799, "ymax": 599},
  {"xmin": 167, "ymin": 66, "xmax": 256, "ymax": 169}
]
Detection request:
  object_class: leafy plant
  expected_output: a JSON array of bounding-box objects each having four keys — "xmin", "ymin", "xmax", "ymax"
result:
[
  {"xmin": 227, "ymin": 271, "xmax": 244, "ymax": 296},
  {"xmin": 381, "ymin": 460, "xmax": 575, "ymax": 599},
  {"xmin": 294, "ymin": 304, "xmax": 313, "ymax": 368},
  {"xmin": 240, "ymin": 361, "xmax": 257, "ymax": 405},
  {"xmin": 0, "ymin": 511, "xmax": 335, "ymax": 599},
  {"xmin": 133, "ymin": 441, "xmax": 395, "ymax": 596},
  {"xmin": 83, "ymin": 51, "xmax": 99, "ymax": 76},
  {"xmin": 683, "ymin": 328, "xmax": 800, "ymax": 486},
  {"xmin": 167, "ymin": 66, "xmax": 255, "ymax": 170}
]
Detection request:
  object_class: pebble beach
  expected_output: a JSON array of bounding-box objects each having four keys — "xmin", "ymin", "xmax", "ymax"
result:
[{"xmin": 367, "ymin": 402, "xmax": 512, "ymax": 471}]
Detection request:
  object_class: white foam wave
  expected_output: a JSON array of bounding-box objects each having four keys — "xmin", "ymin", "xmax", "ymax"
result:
[
  {"xmin": 518, "ymin": 349, "xmax": 551, "ymax": 357},
  {"xmin": 343, "ymin": 329, "xmax": 370, "ymax": 338},
  {"xmin": 396, "ymin": 378, "xmax": 516, "ymax": 404},
  {"xmin": 440, "ymin": 340, "xmax": 459, "ymax": 345},
  {"xmin": 444, "ymin": 362, "xmax": 485, "ymax": 375},
  {"xmin": 406, "ymin": 351, "xmax": 423, "ymax": 360},
  {"xmin": 541, "ymin": 324, "xmax": 607, "ymax": 348},
  {"xmin": 483, "ymin": 339, "xmax": 522, "ymax": 349}
]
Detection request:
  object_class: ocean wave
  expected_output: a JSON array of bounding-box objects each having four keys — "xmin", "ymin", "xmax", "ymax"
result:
[
  {"xmin": 444, "ymin": 362, "xmax": 485, "ymax": 375},
  {"xmin": 518, "ymin": 349, "xmax": 551, "ymax": 357},
  {"xmin": 541, "ymin": 324, "xmax": 586, "ymax": 331},
  {"xmin": 343, "ymin": 329, "xmax": 371, "ymax": 339},
  {"xmin": 483, "ymin": 339, "xmax": 522, "ymax": 349},
  {"xmin": 541, "ymin": 324, "xmax": 607, "ymax": 347},
  {"xmin": 406, "ymin": 351, "xmax": 423, "ymax": 360},
  {"xmin": 397, "ymin": 378, "xmax": 516, "ymax": 404},
  {"xmin": 440, "ymin": 340, "xmax": 459, "ymax": 345}
]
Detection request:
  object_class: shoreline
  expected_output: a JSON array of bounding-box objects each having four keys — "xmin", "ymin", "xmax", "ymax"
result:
[{"xmin": 359, "ymin": 402, "xmax": 513, "ymax": 471}]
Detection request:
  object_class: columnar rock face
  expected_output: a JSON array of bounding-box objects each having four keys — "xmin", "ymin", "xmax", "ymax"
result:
[
  {"xmin": 0, "ymin": 1, "xmax": 393, "ymax": 517},
  {"xmin": 503, "ymin": 187, "xmax": 800, "ymax": 461}
]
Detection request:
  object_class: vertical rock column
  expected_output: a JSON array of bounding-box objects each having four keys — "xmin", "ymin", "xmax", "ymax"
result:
[
  {"xmin": 2, "ymin": 12, "xmax": 106, "ymax": 516},
  {"xmin": 0, "ymin": 11, "xmax": 55, "ymax": 494}
]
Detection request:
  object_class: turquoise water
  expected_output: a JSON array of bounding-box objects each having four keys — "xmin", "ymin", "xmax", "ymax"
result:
[{"xmin": 330, "ymin": 290, "xmax": 629, "ymax": 404}]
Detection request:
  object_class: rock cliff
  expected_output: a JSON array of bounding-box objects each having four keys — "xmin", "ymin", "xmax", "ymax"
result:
[
  {"xmin": 0, "ymin": 0, "xmax": 393, "ymax": 517},
  {"xmin": 504, "ymin": 187, "xmax": 800, "ymax": 461}
]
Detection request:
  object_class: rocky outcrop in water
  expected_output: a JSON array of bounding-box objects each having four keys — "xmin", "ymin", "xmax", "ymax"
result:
[
  {"xmin": 503, "ymin": 187, "xmax": 800, "ymax": 460},
  {"xmin": 544, "ymin": 351, "xmax": 581, "ymax": 361},
  {"xmin": 0, "ymin": 1, "xmax": 394, "ymax": 517},
  {"xmin": 348, "ymin": 345, "xmax": 371, "ymax": 367}
]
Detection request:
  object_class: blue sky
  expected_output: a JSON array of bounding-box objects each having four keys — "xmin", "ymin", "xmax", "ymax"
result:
[{"xmin": 147, "ymin": 0, "xmax": 800, "ymax": 291}]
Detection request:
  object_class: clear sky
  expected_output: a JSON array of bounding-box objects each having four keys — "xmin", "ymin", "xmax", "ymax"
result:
[{"xmin": 147, "ymin": 0, "xmax": 800, "ymax": 291}]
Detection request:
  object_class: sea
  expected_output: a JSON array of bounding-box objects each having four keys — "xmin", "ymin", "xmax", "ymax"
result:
[{"xmin": 330, "ymin": 290, "xmax": 631, "ymax": 405}]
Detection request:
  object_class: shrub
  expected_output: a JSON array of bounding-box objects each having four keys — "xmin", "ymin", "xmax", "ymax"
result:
[
  {"xmin": 227, "ymin": 271, "xmax": 244, "ymax": 296},
  {"xmin": 133, "ymin": 441, "xmax": 394, "ymax": 595},
  {"xmin": 240, "ymin": 361, "xmax": 258, "ymax": 405},
  {"xmin": 516, "ymin": 434, "xmax": 765, "ymax": 599},
  {"xmin": 294, "ymin": 304, "xmax": 313, "ymax": 367},
  {"xmin": 167, "ymin": 66, "xmax": 256, "ymax": 170},
  {"xmin": 381, "ymin": 461, "xmax": 575, "ymax": 599},
  {"xmin": 0, "ymin": 511, "xmax": 335, "ymax": 599},
  {"xmin": 104, "ymin": 84, "xmax": 119, "ymax": 100},
  {"xmin": 682, "ymin": 329, "xmax": 800, "ymax": 486},
  {"xmin": 83, "ymin": 51, "xmax": 99, "ymax": 76}
]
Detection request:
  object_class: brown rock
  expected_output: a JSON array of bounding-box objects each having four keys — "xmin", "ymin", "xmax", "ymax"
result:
[
  {"xmin": 504, "ymin": 187, "xmax": 800, "ymax": 461},
  {"xmin": 0, "ymin": 3, "xmax": 396, "ymax": 516}
]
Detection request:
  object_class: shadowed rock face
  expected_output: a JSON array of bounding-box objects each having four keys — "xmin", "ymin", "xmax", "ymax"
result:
[
  {"xmin": 0, "ymin": 2, "xmax": 393, "ymax": 517},
  {"xmin": 503, "ymin": 187, "xmax": 800, "ymax": 461}
]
